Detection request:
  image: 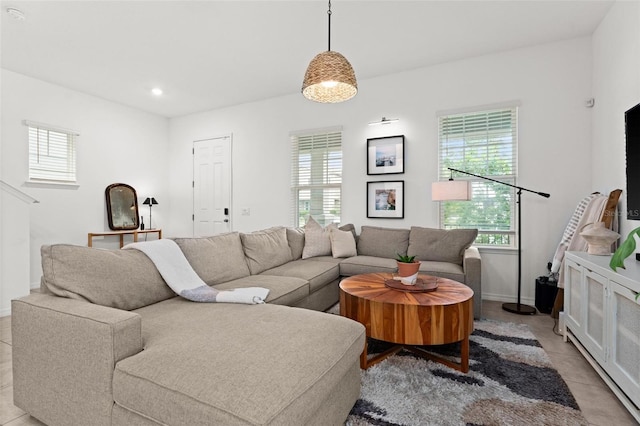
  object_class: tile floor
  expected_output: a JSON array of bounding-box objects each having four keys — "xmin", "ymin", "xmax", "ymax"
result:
[{"xmin": 0, "ymin": 300, "xmax": 638, "ymax": 425}]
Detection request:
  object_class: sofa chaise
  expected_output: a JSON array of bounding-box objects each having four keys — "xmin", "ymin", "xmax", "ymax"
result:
[{"xmin": 12, "ymin": 224, "xmax": 481, "ymax": 426}]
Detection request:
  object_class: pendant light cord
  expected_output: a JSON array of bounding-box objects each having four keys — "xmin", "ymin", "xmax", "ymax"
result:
[{"xmin": 327, "ymin": 0, "xmax": 332, "ymax": 51}]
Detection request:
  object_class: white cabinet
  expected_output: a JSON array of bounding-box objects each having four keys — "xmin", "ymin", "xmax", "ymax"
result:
[{"xmin": 564, "ymin": 252, "xmax": 640, "ymax": 423}]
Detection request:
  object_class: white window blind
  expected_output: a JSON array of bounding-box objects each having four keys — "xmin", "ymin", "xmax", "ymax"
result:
[
  {"xmin": 437, "ymin": 106, "xmax": 518, "ymax": 247},
  {"xmin": 291, "ymin": 129, "xmax": 342, "ymax": 227},
  {"xmin": 26, "ymin": 121, "xmax": 78, "ymax": 183}
]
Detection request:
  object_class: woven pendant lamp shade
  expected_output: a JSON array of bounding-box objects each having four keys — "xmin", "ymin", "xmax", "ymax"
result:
[{"xmin": 302, "ymin": 51, "xmax": 357, "ymax": 103}]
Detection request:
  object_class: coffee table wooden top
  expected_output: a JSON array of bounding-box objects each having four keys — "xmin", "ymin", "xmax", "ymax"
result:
[
  {"xmin": 339, "ymin": 272, "xmax": 474, "ymax": 346},
  {"xmin": 340, "ymin": 272, "xmax": 473, "ymax": 307}
]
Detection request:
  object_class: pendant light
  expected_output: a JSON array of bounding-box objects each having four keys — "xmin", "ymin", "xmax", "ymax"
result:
[{"xmin": 302, "ymin": 0, "xmax": 357, "ymax": 103}]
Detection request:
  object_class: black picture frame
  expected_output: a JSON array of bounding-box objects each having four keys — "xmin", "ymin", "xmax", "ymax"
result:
[
  {"xmin": 367, "ymin": 135, "xmax": 405, "ymax": 175},
  {"xmin": 367, "ymin": 181, "xmax": 404, "ymax": 219}
]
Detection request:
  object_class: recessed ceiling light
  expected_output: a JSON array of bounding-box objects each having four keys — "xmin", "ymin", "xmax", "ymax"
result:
[
  {"xmin": 151, "ymin": 88, "xmax": 163, "ymax": 96},
  {"xmin": 6, "ymin": 7, "xmax": 25, "ymax": 20}
]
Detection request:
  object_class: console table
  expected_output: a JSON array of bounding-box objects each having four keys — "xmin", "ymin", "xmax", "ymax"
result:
[
  {"xmin": 564, "ymin": 251, "xmax": 640, "ymax": 423},
  {"xmin": 87, "ymin": 229, "xmax": 162, "ymax": 248}
]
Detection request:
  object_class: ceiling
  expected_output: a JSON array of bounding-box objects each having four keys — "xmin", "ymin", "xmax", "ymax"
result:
[{"xmin": 1, "ymin": 1, "xmax": 613, "ymax": 118}]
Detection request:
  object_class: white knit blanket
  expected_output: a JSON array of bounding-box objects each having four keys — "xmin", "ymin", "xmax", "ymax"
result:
[
  {"xmin": 123, "ymin": 239, "xmax": 269, "ymax": 304},
  {"xmin": 552, "ymin": 193, "xmax": 608, "ymax": 288}
]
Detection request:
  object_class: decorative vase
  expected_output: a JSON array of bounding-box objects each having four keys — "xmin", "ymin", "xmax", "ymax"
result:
[
  {"xmin": 580, "ymin": 222, "xmax": 620, "ymax": 255},
  {"xmin": 397, "ymin": 261, "xmax": 420, "ymax": 278}
]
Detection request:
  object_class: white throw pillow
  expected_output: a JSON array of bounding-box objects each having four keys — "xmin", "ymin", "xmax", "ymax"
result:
[
  {"xmin": 302, "ymin": 216, "xmax": 337, "ymax": 259},
  {"xmin": 329, "ymin": 228, "xmax": 357, "ymax": 258}
]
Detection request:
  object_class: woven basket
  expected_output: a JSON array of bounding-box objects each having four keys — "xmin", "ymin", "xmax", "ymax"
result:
[{"xmin": 302, "ymin": 50, "xmax": 357, "ymax": 103}]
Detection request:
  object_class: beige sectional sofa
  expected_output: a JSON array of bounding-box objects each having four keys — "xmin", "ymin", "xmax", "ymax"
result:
[{"xmin": 12, "ymin": 224, "xmax": 481, "ymax": 426}]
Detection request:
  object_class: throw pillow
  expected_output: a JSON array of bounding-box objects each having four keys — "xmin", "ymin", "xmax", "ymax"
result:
[
  {"xmin": 302, "ymin": 216, "xmax": 337, "ymax": 259},
  {"xmin": 240, "ymin": 227, "xmax": 293, "ymax": 274},
  {"xmin": 407, "ymin": 226, "xmax": 478, "ymax": 265},
  {"xmin": 329, "ymin": 228, "xmax": 357, "ymax": 258}
]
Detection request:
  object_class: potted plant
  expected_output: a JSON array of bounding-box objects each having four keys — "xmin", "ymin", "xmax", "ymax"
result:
[
  {"xmin": 396, "ymin": 254, "xmax": 420, "ymax": 277},
  {"xmin": 609, "ymin": 226, "xmax": 640, "ymax": 301}
]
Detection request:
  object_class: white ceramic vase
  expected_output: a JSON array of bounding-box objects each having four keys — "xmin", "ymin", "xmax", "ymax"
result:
[{"xmin": 580, "ymin": 222, "xmax": 620, "ymax": 255}]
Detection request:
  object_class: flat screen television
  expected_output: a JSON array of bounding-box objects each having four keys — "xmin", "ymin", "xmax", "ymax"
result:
[{"xmin": 626, "ymin": 102, "xmax": 640, "ymax": 220}]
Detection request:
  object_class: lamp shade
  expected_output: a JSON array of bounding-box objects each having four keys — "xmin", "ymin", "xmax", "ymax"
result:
[
  {"xmin": 302, "ymin": 51, "xmax": 357, "ymax": 103},
  {"xmin": 431, "ymin": 181, "xmax": 471, "ymax": 201},
  {"xmin": 143, "ymin": 197, "xmax": 158, "ymax": 205}
]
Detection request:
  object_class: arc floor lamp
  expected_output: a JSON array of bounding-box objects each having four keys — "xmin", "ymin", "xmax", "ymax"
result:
[{"xmin": 432, "ymin": 167, "xmax": 550, "ymax": 315}]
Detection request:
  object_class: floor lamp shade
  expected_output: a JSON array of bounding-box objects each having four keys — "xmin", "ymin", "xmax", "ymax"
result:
[{"xmin": 431, "ymin": 180, "xmax": 471, "ymax": 201}]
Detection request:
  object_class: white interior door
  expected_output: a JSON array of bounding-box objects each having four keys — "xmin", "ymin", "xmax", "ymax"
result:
[{"xmin": 193, "ymin": 135, "xmax": 232, "ymax": 236}]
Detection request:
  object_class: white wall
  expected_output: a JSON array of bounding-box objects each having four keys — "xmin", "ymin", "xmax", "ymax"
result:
[
  {"xmin": 0, "ymin": 184, "xmax": 37, "ymax": 316},
  {"xmin": 1, "ymin": 69, "xmax": 170, "ymax": 290},
  {"xmin": 169, "ymin": 37, "xmax": 594, "ymax": 306},
  {"xmin": 592, "ymin": 0, "xmax": 640, "ymax": 240}
]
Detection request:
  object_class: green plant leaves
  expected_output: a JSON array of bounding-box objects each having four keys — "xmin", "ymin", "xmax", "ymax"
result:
[
  {"xmin": 396, "ymin": 253, "xmax": 416, "ymax": 263},
  {"xmin": 609, "ymin": 227, "xmax": 640, "ymax": 271}
]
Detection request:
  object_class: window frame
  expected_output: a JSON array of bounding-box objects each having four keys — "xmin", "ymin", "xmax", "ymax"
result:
[
  {"xmin": 290, "ymin": 127, "xmax": 343, "ymax": 227},
  {"xmin": 436, "ymin": 104, "xmax": 519, "ymax": 248},
  {"xmin": 24, "ymin": 120, "xmax": 79, "ymax": 186}
]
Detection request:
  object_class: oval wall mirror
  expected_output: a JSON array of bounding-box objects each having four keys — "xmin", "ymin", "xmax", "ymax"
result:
[{"xmin": 105, "ymin": 183, "xmax": 139, "ymax": 230}]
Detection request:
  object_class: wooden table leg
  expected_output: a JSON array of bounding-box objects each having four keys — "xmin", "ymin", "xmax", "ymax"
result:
[
  {"xmin": 460, "ymin": 335, "xmax": 470, "ymax": 373},
  {"xmin": 405, "ymin": 338, "xmax": 470, "ymax": 373},
  {"xmin": 360, "ymin": 339, "xmax": 368, "ymax": 369}
]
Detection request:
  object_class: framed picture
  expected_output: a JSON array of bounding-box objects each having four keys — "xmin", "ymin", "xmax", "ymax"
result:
[
  {"xmin": 367, "ymin": 181, "xmax": 404, "ymax": 219},
  {"xmin": 367, "ymin": 135, "xmax": 405, "ymax": 175}
]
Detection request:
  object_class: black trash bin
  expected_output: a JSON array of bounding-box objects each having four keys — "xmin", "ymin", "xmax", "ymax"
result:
[{"xmin": 535, "ymin": 276, "xmax": 558, "ymax": 314}]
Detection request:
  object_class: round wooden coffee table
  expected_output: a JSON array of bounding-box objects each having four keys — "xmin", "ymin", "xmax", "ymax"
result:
[{"xmin": 339, "ymin": 272, "xmax": 474, "ymax": 372}]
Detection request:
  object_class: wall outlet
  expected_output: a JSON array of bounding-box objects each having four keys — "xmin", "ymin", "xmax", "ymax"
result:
[{"xmin": 241, "ymin": 208, "xmax": 250, "ymax": 216}]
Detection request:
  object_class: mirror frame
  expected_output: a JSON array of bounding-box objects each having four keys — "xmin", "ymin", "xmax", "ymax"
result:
[{"xmin": 105, "ymin": 183, "xmax": 140, "ymax": 230}]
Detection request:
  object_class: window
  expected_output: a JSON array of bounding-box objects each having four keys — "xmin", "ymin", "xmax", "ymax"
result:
[
  {"xmin": 25, "ymin": 120, "xmax": 78, "ymax": 183},
  {"xmin": 291, "ymin": 128, "xmax": 342, "ymax": 227},
  {"xmin": 437, "ymin": 106, "xmax": 518, "ymax": 247}
]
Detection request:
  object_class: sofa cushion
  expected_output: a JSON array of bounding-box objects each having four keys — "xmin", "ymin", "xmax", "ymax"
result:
[
  {"xmin": 330, "ymin": 228, "xmax": 357, "ymax": 258},
  {"xmin": 339, "ymin": 255, "xmax": 398, "ymax": 276},
  {"xmin": 213, "ymin": 275, "xmax": 309, "ymax": 306},
  {"xmin": 240, "ymin": 227, "xmax": 293, "ymax": 275},
  {"xmin": 173, "ymin": 232, "xmax": 251, "ymax": 285},
  {"xmin": 286, "ymin": 227, "xmax": 305, "ymax": 260},
  {"xmin": 40, "ymin": 244, "xmax": 175, "ymax": 310},
  {"xmin": 407, "ymin": 226, "xmax": 478, "ymax": 265},
  {"xmin": 418, "ymin": 261, "xmax": 466, "ymax": 283},
  {"xmin": 357, "ymin": 226, "xmax": 410, "ymax": 258},
  {"xmin": 261, "ymin": 259, "xmax": 340, "ymax": 293},
  {"xmin": 302, "ymin": 216, "xmax": 338, "ymax": 259},
  {"xmin": 114, "ymin": 300, "xmax": 365, "ymax": 426}
]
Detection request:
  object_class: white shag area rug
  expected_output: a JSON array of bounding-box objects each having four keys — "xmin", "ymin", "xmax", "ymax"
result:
[{"xmin": 328, "ymin": 305, "xmax": 588, "ymax": 426}]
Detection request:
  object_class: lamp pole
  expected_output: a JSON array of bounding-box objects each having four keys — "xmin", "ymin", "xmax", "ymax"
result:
[{"xmin": 447, "ymin": 168, "xmax": 550, "ymax": 315}]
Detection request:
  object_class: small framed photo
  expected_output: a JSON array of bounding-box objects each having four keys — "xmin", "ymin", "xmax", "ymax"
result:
[
  {"xmin": 367, "ymin": 181, "xmax": 404, "ymax": 219},
  {"xmin": 367, "ymin": 135, "xmax": 405, "ymax": 175}
]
